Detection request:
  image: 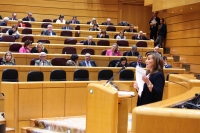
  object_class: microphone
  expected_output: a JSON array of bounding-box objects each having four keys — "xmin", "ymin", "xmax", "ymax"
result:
[{"xmin": 105, "ymin": 66, "xmax": 126, "ymax": 87}]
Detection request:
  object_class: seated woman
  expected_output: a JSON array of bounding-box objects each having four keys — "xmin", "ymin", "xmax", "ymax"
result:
[
  {"xmin": 1, "ymin": 51, "xmax": 16, "ymax": 65},
  {"xmin": 17, "ymin": 19, "xmax": 26, "ymax": 27},
  {"xmin": 90, "ymin": 18, "xmax": 99, "ymax": 26},
  {"xmin": 89, "ymin": 24, "xmax": 100, "ymax": 31},
  {"xmin": 116, "ymin": 31, "xmax": 126, "ymax": 40},
  {"xmin": 31, "ymin": 42, "xmax": 48, "ymax": 54},
  {"xmin": 96, "ymin": 30, "xmax": 109, "ymax": 38},
  {"xmin": 56, "ymin": 15, "xmax": 66, "ymax": 24},
  {"xmin": 106, "ymin": 43, "xmax": 121, "ymax": 56},
  {"xmin": 6, "ymin": 25, "xmax": 20, "ymax": 39},
  {"xmin": 19, "ymin": 40, "xmax": 32, "ymax": 53},
  {"xmin": 115, "ymin": 57, "xmax": 129, "ymax": 67},
  {"xmin": 66, "ymin": 54, "xmax": 79, "ymax": 66}
]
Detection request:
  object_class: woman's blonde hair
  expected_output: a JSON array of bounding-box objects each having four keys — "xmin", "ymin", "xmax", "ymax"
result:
[
  {"xmin": 146, "ymin": 52, "xmax": 164, "ymax": 75},
  {"xmin": 36, "ymin": 42, "xmax": 44, "ymax": 50},
  {"xmin": 2, "ymin": 51, "xmax": 15, "ymax": 63}
]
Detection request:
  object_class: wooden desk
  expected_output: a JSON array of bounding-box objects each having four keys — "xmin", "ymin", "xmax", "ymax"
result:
[
  {"xmin": 0, "ymin": 42, "xmax": 162, "ymax": 56},
  {"xmin": 6, "ymin": 21, "xmax": 139, "ymax": 32},
  {"xmin": 15, "ymin": 35, "xmax": 154, "ymax": 47}
]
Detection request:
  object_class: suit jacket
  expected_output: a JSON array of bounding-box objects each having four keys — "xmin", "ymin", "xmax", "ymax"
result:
[
  {"xmin": 126, "ymin": 51, "xmax": 139, "ymax": 56},
  {"xmin": 0, "ymin": 21, "xmax": 7, "ymax": 26},
  {"xmin": 61, "ymin": 26, "xmax": 73, "ymax": 30},
  {"xmin": 23, "ymin": 17, "xmax": 35, "ymax": 21},
  {"xmin": 101, "ymin": 22, "xmax": 114, "ymax": 25},
  {"xmin": 132, "ymin": 35, "xmax": 149, "ymax": 40},
  {"xmin": 35, "ymin": 60, "xmax": 52, "ymax": 66},
  {"xmin": 31, "ymin": 47, "xmax": 48, "ymax": 54},
  {"xmin": 66, "ymin": 60, "xmax": 78, "ymax": 66},
  {"xmin": 9, "ymin": 17, "xmax": 17, "ymax": 20},
  {"xmin": 158, "ymin": 24, "xmax": 167, "ymax": 38},
  {"xmin": 83, "ymin": 40, "xmax": 96, "ymax": 45},
  {"xmin": 131, "ymin": 62, "xmax": 146, "ymax": 68},
  {"xmin": 96, "ymin": 34, "xmax": 109, "ymax": 38},
  {"xmin": 137, "ymin": 71, "xmax": 165, "ymax": 106},
  {"xmin": 125, "ymin": 29, "xmax": 137, "ymax": 32},
  {"xmin": 115, "ymin": 62, "xmax": 129, "ymax": 67},
  {"xmin": 69, "ymin": 20, "xmax": 80, "ymax": 24},
  {"xmin": 164, "ymin": 64, "xmax": 172, "ymax": 68},
  {"xmin": 149, "ymin": 17, "xmax": 160, "ymax": 31},
  {"xmin": 79, "ymin": 60, "xmax": 97, "ymax": 67},
  {"xmin": 42, "ymin": 30, "xmax": 56, "ymax": 36}
]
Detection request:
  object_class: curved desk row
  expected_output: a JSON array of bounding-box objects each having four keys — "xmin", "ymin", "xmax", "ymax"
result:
[
  {"xmin": 0, "ymin": 52, "xmax": 171, "ymax": 66},
  {"xmin": 0, "ymin": 42, "xmax": 162, "ymax": 56}
]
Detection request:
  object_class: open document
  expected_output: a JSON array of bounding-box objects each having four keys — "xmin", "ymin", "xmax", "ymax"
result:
[{"xmin": 136, "ymin": 66, "xmax": 146, "ymax": 97}]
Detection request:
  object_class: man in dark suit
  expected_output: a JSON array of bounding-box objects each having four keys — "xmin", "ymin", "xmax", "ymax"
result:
[
  {"xmin": 0, "ymin": 17, "xmax": 9, "ymax": 26},
  {"xmin": 101, "ymin": 18, "xmax": 114, "ymax": 25},
  {"xmin": 163, "ymin": 56, "xmax": 172, "ymax": 68},
  {"xmin": 132, "ymin": 31, "xmax": 149, "ymax": 40},
  {"xmin": 79, "ymin": 53, "xmax": 97, "ymax": 67},
  {"xmin": 23, "ymin": 12, "xmax": 35, "ymax": 21},
  {"xmin": 131, "ymin": 55, "xmax": 146, "ymax": 68},
  {"xmin": 126, "ymin": 45, "xmax": 140, "ymax": 56},
  {"xmin": 69, "ymin": 16, "xmax": 80, "ymax": 24},
  {"xmin": 149, "ymin": 12, "xmax": 160, "ymax": 40},
  {"xmin": 154, "ymin": 18, "xmax": 167, "ymax": 47},
  {"xmin": 9, "ymin": 13, "xmax": 17, "ymax": 20},
  {"xmin": 83, "ymin": 36, "xmax": 96, "ymax": 45},
  {"xmin": 124, "ymin": 24, "xmax": 137, "ymax": 32},
  {"xmin": 61, "ymin": 21, "xmax": 73, "ymax": 30},
  {"xmin": 43, "ymin": 24, "xmax": 56, "ymax": 36}
]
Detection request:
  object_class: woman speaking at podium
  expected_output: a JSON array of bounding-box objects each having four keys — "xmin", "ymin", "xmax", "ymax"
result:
[{"xmin": 134, "ymin": 52, "xmax": 165, "ymax": 106}]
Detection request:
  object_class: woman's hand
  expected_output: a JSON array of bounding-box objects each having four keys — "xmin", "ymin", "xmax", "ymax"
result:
[
  {"xmin": 134, "ymin": 82, "xmax": 139, "ymax": 92},
  {"xmin": 142, "ymin": 75, "xmax": 153, "ymax": 92}
]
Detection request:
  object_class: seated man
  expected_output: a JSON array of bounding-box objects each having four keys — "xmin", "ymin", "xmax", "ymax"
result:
[
  {"xmin": 126, "ymin": 45, "xmax": 140, "ymax": 56},
  {"xmin": 79, "ymin": 53, "xmax": 97, "ymax": 67},
  {"xmin": 101, "ymin": 18, "xmax": 114, "ymax": 25},
  {"xmin": 154, "ymin": 46, "xmax": 162, "ymax": 56},
  {"xmin": 124, "ymin": 24, "xmax": 137, "ymax": 32},
  {"xmin": 130, "ymin": 55, "xmax": 146, "ymax": 68},
  {"xmin": 163, "ymin": 56, "xmax": 172, "ymax": 68},
  {"xmin": 61, "ymin": 21, "xmax": 73, "ymax": 30},
  {"xmin": 83, "ymin": 36, "xmax": 96, "ymax": 45},
  {"xmin": 132, "ymin": 31, "xmax": 149, "ymax": 40},
  {"xmin": 69, "ymin": 16, "xmax": 80, "ymax": 24},
  {"xmin": 23, "ymin": 12, "xmax": 35, "ymax": 21},
  {"xmin": 9, "ymin": 13, "xmax": 17, "ymax": 20},
  {"xmin": 35, "ymin": 52, "xmax": 52, "ymax": 66},
  {"xmin": 0, "ymin": 17, "xmax": 9, "ymax": 26},
  {"xmin": 43, "ymin": 24, "xmax": 56, "ymax": 36}
]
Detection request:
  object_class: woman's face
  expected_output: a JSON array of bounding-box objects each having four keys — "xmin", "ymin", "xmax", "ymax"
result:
[
  {"xmin": 120, "ymin": 32, "xmax": 123, "ymax": 37},
  {"xmin": 5, "ymin": 53, "xmax": 12, "ymax": 61},
  {"xmin": 111, "ymin": 45, "xmax": 117, "ymax": 51},
  {"xmin": 121, "ymin": 60, "xmax": 126, "ymax": 66},
  {"xmin": 145, "ymin": 55, "xmax": 154, "ymax": 71},
  {"xmin": 60, "ymin": 18, "xmax": 64, "ymax": 21},
  {"xmin": 26, "ymin": 44, "xmax": 31, "ymax": 49},
  {"xmin": 37, "ymin": 45, "xmax": 42, "ymax": 52}
]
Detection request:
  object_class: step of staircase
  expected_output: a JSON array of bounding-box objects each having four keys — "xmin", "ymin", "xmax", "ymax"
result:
[{"xmin": 6, "ymin": 127, "xmax": 15, "ymax": 133}]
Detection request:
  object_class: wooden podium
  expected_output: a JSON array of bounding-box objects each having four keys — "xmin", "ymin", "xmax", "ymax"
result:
[{"xmin": 86, "ymin": 82, "xmax": 134, "ymax": 133}]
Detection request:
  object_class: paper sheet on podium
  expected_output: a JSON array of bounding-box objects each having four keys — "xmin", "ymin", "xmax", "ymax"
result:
[{"xmin": 136, "ymin": 66, "xmax": 146, "ymax": 97}]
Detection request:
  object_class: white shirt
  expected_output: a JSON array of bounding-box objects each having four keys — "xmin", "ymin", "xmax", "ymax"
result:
[
  {"xmin": 116, "ymin": 35, "xmax": 126, "ymax": 40},
  {"xmin": 85, "ymin": 61, "xmax": 91, "ymax": 67},
  {"xmin": 56, "ymin": 19, "xmax": 66, "ymax": 24}
]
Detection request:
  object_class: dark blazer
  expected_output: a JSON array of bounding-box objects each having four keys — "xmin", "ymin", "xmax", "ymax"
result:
[
  {"xmin": 126, "ymin": 51, "xmax": 139, "ymax": 56},
  {"xmin": 42, "ymin": 30, "xmax": 56, "ymax": 36},
  {"xmin": 124, "ymin": 29, "xmax": 137, "ymax": 32},
  {"xmin": 61, "ymin": 26, "xmax": 73, "ymax": 30},
  {"xmin": 1, "ymin": 61, "xmax": 16, "ymax": 65},
  {"xmin": 131, "ymin": 62, "xmax": 146, "ymax": 68},
  {"xmin": 164, "ymin": 64, "xmax": 172, "ymax": 68},
  {"xmin": 158, "ymin": 24, "xmax": 167, "ymax": 38},
  {"xmin": 132, "ymin": 35, "xmax": 149, "ymax": 40},
  {"xmin": 23, "ymin": 17, "xmax": 35, "ymax": 21},
  {"xmin": 137, "ymin": 71, "xmax": 165, "ymax": 106},
  {"xmin": 79, "ymin": 60, "xmax": 97, "ymax": 67},
  {"xmin": 96, "ymin": 34, "xmax": 109, "ymax": 38},
  {"xmin": 9, "ymin": 17, "xmax": 17, "ymax": 20},
  {"xmin": 31, "ymin": 47, "xmax": 48, "ymax": 54},
  {"xmin": 115, "ymin": 62, "xmax": 129, "ymax": 67},
  {"xmin": 149, "ymin": 17, "xmax": 160, "ymax": 30},
  {"xmin": 83, "ymin": 40, "xmax": 96, "ymax": 45},
  {"xmin": 89, "ymin": 28, "xmax": 99, "ymax": 31},
  {"xmin": 69, "ymin": 20, "xmax": 80, "ymax": 24},
  {"xmin": 101, "ymin": 22, "xmax": 114, "ymax": 25},
  {"xmin": 0, "ymin": 21, "xmax": 7, "ymax": 26}
]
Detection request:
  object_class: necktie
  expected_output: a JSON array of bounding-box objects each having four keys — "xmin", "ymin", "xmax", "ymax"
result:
[{"xmin": 43, "ymin": 62, "xmax": 44, "ymax": 66}]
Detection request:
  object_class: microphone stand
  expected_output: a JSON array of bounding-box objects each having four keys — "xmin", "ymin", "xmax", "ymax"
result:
[{"xmin": 105, "ymin": 66, "xmax": 126, "ymax": 88}]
